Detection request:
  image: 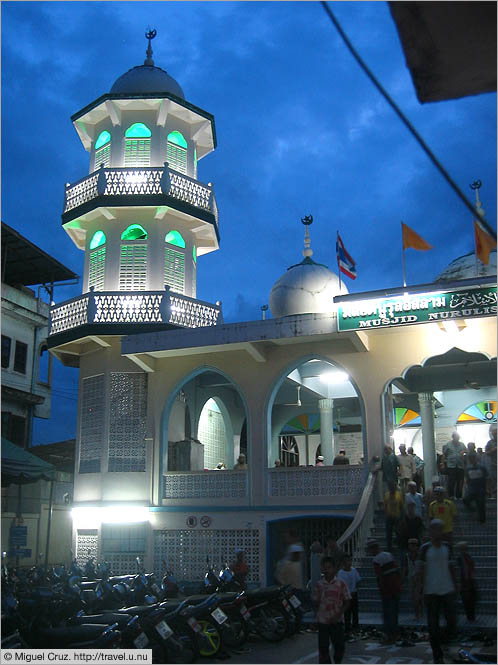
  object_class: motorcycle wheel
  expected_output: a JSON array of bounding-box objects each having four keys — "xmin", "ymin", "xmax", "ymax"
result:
[
  {"xmin": 221, "ymin": 615, "xmax": 248, "ymax": 649},
  {"xmin": 164, "ymin": 625, "xmax": 198, "ymax": 664},
  {"xmin": 253, "ymin": 604, "xmax": 288, "ymax": 642},
  {"xmin": 197, "ymin": 618, "xmax": 223, "ymax": 657}
]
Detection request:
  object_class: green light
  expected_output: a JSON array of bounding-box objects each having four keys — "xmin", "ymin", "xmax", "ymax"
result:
[
  {"xmin": 95, "ymin": 131, "xmax": 111, "ymax": 149},
  {"xmin": 167, "ymin": 130, "xmax": 187, "ymax": 148},
  {"xmin": 194, "ymin": 148, "xmax": 197, "ymax": 164},
  {"xmin": 165, "ymin": 229, "xmax": 185, "ymax": 248},
  {"xmin": 193, "ymin": 245, "xmax": 197, "ymax": 263},
  {"xmin": 90, "ymin": 230, "xmax": 106, "ymax": 249},
  {"xmin": 121, "ymin": 224, "xmax": 148, "ymax": 241},
  {"xmin": 125, "ymin": 123, "xmax": 152, "ymax": 138}
]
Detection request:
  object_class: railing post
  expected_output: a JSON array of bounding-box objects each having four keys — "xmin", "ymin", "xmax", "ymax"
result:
[
  {"xmin": 63, "ymin": 182, "xmax": 70, "ymax": 213},
  {"xmin": 97, "ymin": 164, "xmax": 107, "ymax": 196},
  {"xmin": 161, "ymin": 285, "xmax": 172, "ymax": 323},
  {"xmin": 87, "ymin": 286, "xmax": 96, "ymax": 324},
  {"xmin": 160, "ymin": 162, "xmax": 171, "ymax": 195}
]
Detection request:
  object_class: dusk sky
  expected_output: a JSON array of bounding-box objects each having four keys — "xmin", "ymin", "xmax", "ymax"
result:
[{"xmin": 2, "ymin": 1, "xmax": 496, "ymax": 445}]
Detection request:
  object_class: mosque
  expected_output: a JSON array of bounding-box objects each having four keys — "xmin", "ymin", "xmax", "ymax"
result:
[{"xmin": 47, "ymin": 34, "xmax": 497, "ymax": 584}]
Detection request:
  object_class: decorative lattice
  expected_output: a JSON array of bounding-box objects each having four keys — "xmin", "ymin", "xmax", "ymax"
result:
[
  {"xmin": 169, "ymin": 293, "xmax": 222, "ymax": 328},
  {"xmin": 269, "ymin": 466, "xmax": 363, "ymax": 497},
  {"xmin": 198, "ymin": 404, "xmax": 226, "ymax": 469},
  {"xmin": 88, "ymin": 247, "xmax": 106, "ymax": 291},
  {"xmin": 164, "ymin": 248, "xmax": 185, "ymax": 295},
  {"xmin": 108, "ymin": 373, "xmax": 147, "ymax": 472},
  {"xmin": 76, "ymin": 531, "xmax": 99, "ymax": 566},
  {"xmin": 64, "ymin": 173, "xmax": 99, "ymax": 212},
  {"xmin": 93, "ymin": 293, "xmax": 164, "ymax": 324},
  {"xmin": 106, "ymin": 554, "xmax": 143, "ymax": 576},
  {"xmin": 119, "ymin": 244, "xmax": 147, "ymax": 291},
  {"xmin": 49, "ymin": 295, "xmax": 89, "ymax": 335},
  {"xmin": 154, "ymin": 529, "xmax": 260, "ymax": 583},
  {"xmin": 79, "ymin": 374, "xmax": 105, "ymax": 473},
  {"xmin": 163, "ymin": 471, "xmax": 248, "ymax": 499},
  {"xmin": 63, "ymin": 167, "xmax": 217, "ymax": 225}
]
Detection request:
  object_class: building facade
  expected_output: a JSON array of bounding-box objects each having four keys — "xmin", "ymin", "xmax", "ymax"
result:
[{"xmin": 47, "ymin": 35, "xmax": 497, "ymax": 584}]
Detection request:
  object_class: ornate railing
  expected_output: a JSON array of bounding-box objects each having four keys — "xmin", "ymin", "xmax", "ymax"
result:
[
  {"xmin": 337, "ymin": 470, "xmax": 379, "ymax": 560},
  {"xmin": 163, "ymin": 471, "xmax": 248, "ymax": 500},
  {"xmin": 49, "ymin": 289, "xmax": 222, "ymax": 336},
  {"xmin": 63, "ymin": 165, "xmax": 218, "ymax": 225},
  {"xmin": 268, "ymin": 465, "xmax": 363, "ymax": 498}
]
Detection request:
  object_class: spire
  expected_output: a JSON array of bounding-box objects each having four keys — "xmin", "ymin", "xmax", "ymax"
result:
[
  {"xmin": 470, "ymin": 180, "xmax": 485, "ymax": 219},
  {"xmin": 144, "ymin": 28, "xmax": 157, "ymax": 66},
  {"xmin": 301, "ymin": 214, "xmax": 313, "ymax": 258}
]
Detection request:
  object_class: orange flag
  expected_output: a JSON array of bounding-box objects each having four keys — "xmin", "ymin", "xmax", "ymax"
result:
[
  {"xmin": 401, "ymin": 222, "xmax": 433, "ymax": 251},
  {"xmin": 474, "ymin": 220, "xmax": 497, "ymax": 265}
]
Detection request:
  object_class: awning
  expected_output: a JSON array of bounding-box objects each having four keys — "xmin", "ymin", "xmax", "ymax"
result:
[{"xmin": 1, "ymin": 437, "xmax": 56, "ymax": 486}]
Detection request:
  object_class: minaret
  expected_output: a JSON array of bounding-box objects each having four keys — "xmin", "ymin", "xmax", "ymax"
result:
[{"xmin": 61, "ymin": 30, "xmax": 219, "ymax": 304}]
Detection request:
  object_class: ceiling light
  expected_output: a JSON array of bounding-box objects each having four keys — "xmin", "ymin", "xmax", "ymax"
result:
[{"xmin": 320, "ymin": 371, "xmax": 349, "ymax": 384}]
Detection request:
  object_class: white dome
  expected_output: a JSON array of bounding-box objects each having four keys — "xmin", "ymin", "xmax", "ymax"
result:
[
  {"xmin": 110, "ymin": 65, "xmax": 185, "ymax": 99},
  {"xmin": 436, "ymin": 250, "xmax": 497, "ymax": 281},
  {"xmin": 269, "ymin": 257, "xmax": 348, "ymax": 318}
]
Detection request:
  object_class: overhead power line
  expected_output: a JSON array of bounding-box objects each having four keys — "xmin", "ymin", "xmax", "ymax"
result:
[{"xmin": 320, "ymin": 1, "xmax": 497, "ymax": 241}]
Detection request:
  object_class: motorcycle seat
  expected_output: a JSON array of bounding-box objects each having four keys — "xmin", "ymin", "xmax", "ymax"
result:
[
  {"xmin": 79, "ymin": 581, "xmax": 98, "ymax": 590},
  {"xmin": 40, "ymin": 624, "xmax": 111, "ymax": 645},
  {"xmin": 68, "ymin": 613, "xmax": 133, "ymax": 628},
  {"xmin": 116, "ymin": 604, "xmax": 156, "ymax": 617},
  {"xmin": 245, "ymin": 586, "xmax": 280, "ymax": 600}
]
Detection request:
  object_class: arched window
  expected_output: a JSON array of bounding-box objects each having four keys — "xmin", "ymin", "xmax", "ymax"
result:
[
  {"xmin": 164, "ymin": 230, "xmax": 185, "ymax": 294},
  {"xmin": 120, "ymin": 225, "xmax": 148, "ymax": 291},
  {"xmin": 279, "ymin": 436, "xmax": 299, "ymax": 467},
  {"xmin": 94, "ymin": 131, "xmax": 111, "ymax": 169},
  {"xmin": 89, "ymin": 230, "xmax": 106, "ymax": 291},
  {"xmin": 198, "ymin": 398, "xmax": 227, "ymax": 469},
  {"xmin": 166, "ymin": 130, "xmax": 187, "ymax": 174},
  {"xmin": 124, "ymin": 123, "xmax": 151, "ymax": 167}
]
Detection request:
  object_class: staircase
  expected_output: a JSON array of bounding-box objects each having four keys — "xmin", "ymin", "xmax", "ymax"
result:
[{"xmin": 354, "ymin": 498, "xmax": 497, "ymax": 628}]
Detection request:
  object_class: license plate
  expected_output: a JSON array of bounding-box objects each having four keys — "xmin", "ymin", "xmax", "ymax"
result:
[
  {"xmin": 133, "ymin": 632, "xmax": 149, "ymax": 648},
  {"xmin": 155, "ymin": 620, "xmax": 173, "ymax": 640},
  {"xmin": 151, "ymin": 583, "xmax": 160, "ymax": 594},
  {"xmin": 240, "ymin": 604, "xmax": 251, "ymax": 620},
  {"xmin": 289, "ymin": 595, "xmax": 301, "ymax": 608},
  {"xmin": 211, "ymin": 607, "xmax": 228, "ymax": 624},
  {"xmin": 282, "ymin": 599, "xmax": 291, "ymax": 612},
  {"xmin": 187, "ymin": 617, "xmax": 202, "ymax": 633}
]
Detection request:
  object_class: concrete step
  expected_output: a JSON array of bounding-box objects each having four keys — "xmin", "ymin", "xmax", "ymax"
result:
[
  {"xmin": 355, "ymin": 598, "xmax": 498, "ymax": 615},
  {"xmin": 357, "ymin": 587, "xmax": 497, "ymax": 602}
]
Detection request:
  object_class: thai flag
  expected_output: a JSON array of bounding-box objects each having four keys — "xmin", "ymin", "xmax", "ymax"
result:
[{"xmin": 336, "ymin": 233, "xmax": 357, "ymax": 280}]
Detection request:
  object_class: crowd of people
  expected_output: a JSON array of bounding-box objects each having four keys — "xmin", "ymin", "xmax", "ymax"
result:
[{"xmin": 274, "ymin": 426, "xmax": 496, "ymax": 664}]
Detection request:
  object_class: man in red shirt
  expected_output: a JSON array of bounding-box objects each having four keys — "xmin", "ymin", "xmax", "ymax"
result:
[
  {"xmin": 312, "ymin": 556, "xmax": 351, "ymax": 663},
  {"xmin": 366, "ymin": 540, "xmax": 402, "ymax": 644}
]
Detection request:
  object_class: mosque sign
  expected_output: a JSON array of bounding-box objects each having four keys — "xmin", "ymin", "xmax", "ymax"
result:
[{"xmin": 337, "ymin": 286, "xmax": 497, "ymax": 331}]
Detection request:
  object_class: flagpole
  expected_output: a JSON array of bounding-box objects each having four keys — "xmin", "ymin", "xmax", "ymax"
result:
[
  {"xmin": 471, "ymin": 181, "xmax": 483, "ymax": 278},
  {"xmin": 337, "ymin": 230, "xmax": 342, "ymax": 291},
  {"xmin": 401, "ymin": 223, "xmax": 407, "ymax": 287}
]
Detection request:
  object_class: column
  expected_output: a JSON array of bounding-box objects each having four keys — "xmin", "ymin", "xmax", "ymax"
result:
[
  {"xmin": 318, "ymin": 398, "xmax": 335, "ymax": 465},
  {"xmin": 418, "ymin": 392, "xmax": 436, "ymax": 489}
]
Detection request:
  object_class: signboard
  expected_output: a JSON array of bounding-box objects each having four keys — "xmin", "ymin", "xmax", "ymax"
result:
[
  {"xmin": 337, "ymin": 286, "xmax": 497, "ymax": 332},
  {"xmin": 200, "ymin": 515, "xmax": 212, "ymax": 528},
  {"xmin": 9, "ymin": 525, "xmax": 28, "ymax": 547}
]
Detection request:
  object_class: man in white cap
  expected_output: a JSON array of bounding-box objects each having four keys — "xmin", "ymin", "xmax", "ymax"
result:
[{"xmin": 316, "ymin": 455, "xmax": 325, "ymax": 467}]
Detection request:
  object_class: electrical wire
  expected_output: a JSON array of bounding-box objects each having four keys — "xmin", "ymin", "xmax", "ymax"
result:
[{"xmin": 320, "ymin": 1, "xmax": 497, "ymax": 240}]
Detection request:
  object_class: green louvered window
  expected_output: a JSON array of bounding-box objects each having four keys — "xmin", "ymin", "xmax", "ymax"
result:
[
  {"xmin": 166, "ymin": 131, "xmax": 187, "ymax": 174},
  {"xmin": 124, "ymin": 123, "xmax": 151, "ymax": 167},
  {"xmin": 165, "ymin": 230, "xmax": 185, "ymax": 294},
  {"xmin": 119, "ymin": 225, "xmax": 148, "ymax": 291},
  {"xmin": 94, "ymin": 131, "xmax": 111, "ymax": 169},
  {"xmin": 88, "ymin": 231, "xmax": 106, "ymax": 291}
]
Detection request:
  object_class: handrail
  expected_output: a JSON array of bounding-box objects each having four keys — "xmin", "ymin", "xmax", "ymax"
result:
[{"xmin": 337, "ymin": 468, "xmax": 379, "ymax": 559}]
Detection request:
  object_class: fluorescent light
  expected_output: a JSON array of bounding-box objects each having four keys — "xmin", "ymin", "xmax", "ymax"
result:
[
  {"xmin": 71, "ymin": 506, "xmax": 150, "ymax": 527},
  {"xmin": 320, "ymin": 370, "xmax": 349, "ymax": 384}
]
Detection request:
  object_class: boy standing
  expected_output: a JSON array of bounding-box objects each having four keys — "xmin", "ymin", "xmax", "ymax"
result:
[
  {"xmin": 337, "ymin": 554, "xmax": 361, "ymax": 637},
  {"xmin": 312, "ymin": 556, "xmax": 351, "ymax": 664},
  {"xmin": 428, "ymin": 487, "xmax": 456, "ymax": 545}
]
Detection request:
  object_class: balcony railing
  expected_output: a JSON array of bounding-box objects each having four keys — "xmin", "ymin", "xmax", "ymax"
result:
[
  {"xmin": 49, "ymin": 289, "xmax": 222, "ymax": 336},
  {"xmin": 63, "ymin": 165, "xmax": 218, "ymax": 225},
  {"xmin": 163, "ymin": 470, "xmax": 248, "ymax": 501},
  {"xmin": 268, "ymin": 465, "xmax": 363, "ymax": 498}
]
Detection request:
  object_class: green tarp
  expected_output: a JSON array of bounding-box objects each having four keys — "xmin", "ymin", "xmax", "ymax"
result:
[{"xmin": 1, "ymin": 437, "xmax": 56, "ymax": 486}]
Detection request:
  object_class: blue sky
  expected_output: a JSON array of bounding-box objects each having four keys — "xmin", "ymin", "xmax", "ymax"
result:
[{"xmin": 1, "ymin": 1, "xmax": 496, "ymax": 444}]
